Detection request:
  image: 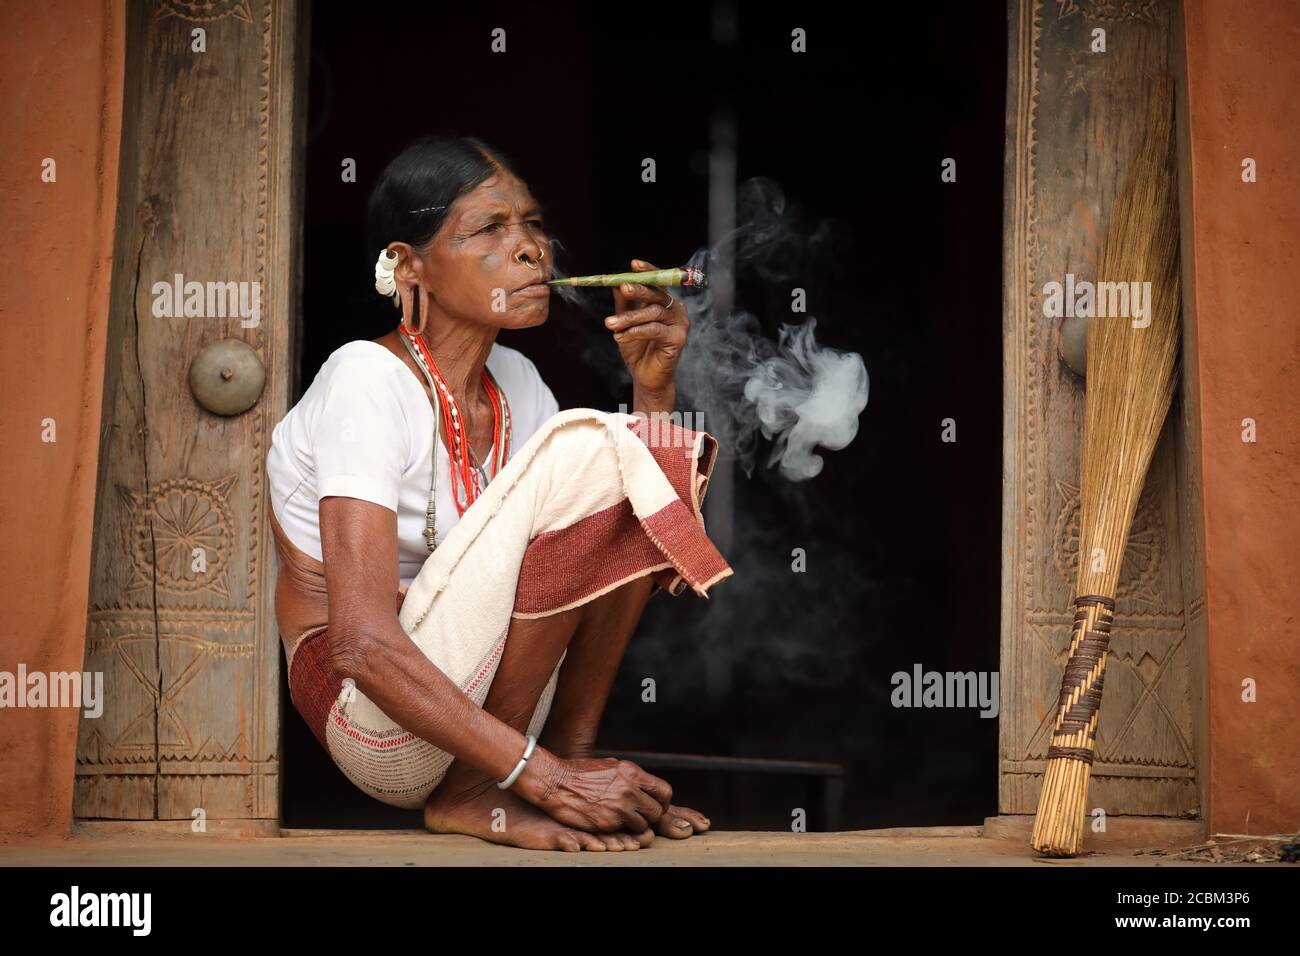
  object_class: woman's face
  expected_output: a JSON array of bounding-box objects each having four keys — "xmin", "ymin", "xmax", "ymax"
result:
[{"xmin": 406, "ymin": 168, "xmax": 552, "ymax": 330}]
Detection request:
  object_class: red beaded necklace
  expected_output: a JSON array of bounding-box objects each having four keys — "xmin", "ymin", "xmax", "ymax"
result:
[{"xmin": 398, "ymin": 325, "xmax": 511, "ymax": 518}]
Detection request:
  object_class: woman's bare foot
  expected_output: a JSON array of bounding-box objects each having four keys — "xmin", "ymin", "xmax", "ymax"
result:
[
  {"xmin": 540, "ymin": 739, "xmax": 709, "ymax": 842},
  {"xmin": 655, "ymin": 804, "xmax": 712, "ymax": 839},
  {"xmin": 424, "ymin": 772, "xmax": 650, "ymax": 852}
]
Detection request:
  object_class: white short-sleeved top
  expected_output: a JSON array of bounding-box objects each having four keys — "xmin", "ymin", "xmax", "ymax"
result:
[{"xmin": 266, "ymin": 339, "xmax": 560, "ymax": 586}]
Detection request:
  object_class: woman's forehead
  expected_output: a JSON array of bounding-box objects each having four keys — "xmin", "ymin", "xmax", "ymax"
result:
[{"xmin": 457, "ymin": 173, "xmax": 539, "ymax": 215}]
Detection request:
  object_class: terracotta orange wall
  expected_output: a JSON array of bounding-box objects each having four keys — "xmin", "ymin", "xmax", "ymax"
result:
[
  {"xmin": 1183, "ymin": 0, "xmax": 1300, "ymax": 836},
  {"xmin": 0, "ymin": 2, "xmax": 125, "ymax": 840}
]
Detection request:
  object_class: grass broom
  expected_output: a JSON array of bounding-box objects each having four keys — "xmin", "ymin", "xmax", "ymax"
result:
[{"xmin": 1030, "ymin": 76, "xmax": 1182, "ymax": 857}]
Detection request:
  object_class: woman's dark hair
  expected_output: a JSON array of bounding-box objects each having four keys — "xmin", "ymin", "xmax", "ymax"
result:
[{"xmin": 366, "ymin": 135, "xmax": 522, "ymax": 258}]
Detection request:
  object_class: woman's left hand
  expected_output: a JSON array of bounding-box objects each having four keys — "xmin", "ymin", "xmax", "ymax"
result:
[{"xmin": 605, "ymin": 258, "xmax": 690, "ymax": 396}]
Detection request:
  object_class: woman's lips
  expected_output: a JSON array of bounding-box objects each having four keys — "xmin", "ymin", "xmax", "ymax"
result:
[{"xmin": 510, "ymin": 283, "xmax": 550, "ymax": 298}]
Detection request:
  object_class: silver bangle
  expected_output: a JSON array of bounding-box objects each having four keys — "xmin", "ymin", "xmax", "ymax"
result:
[{"xmin": 497, "ymin": 734, "xmax": 538, "ymax": 790}]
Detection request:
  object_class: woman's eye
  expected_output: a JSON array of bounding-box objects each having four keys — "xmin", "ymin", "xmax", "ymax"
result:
[{"xmin": 478, "ymin": 220, "xmax": 543, "ymax": 235}]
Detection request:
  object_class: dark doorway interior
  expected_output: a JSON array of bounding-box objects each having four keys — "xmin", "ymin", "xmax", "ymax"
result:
[{"xmin": 284, "ymin": 1, "xmax": 1006, "ymax": 830}]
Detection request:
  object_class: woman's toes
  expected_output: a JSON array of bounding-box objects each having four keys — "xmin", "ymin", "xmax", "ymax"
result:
[
  {"xmin": 598, "ymin": 834, "xmax": 625, "ymax": 851},
  {"xmin": 555, "ymin": 830, "xmax": 584, "ymax": 852},
  {"xmin": 674, "ymin": 805, "xmax": 711, "ymax": 833},
  {"xmin": 656, "ymin": 805, "xmax": 710, "ymax": 838},
  {"xmin": 656, "ymin": 813, "xmax": 693, "ymax": 839},
  {"xmin": 620, "ymin": 832, "xmax": 643, "ymax": 850}
]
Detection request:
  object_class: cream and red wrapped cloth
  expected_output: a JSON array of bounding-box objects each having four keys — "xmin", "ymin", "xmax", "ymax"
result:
[{"xmin": 268, "ymin": 408, "xmax": 733, "ymax": 808}]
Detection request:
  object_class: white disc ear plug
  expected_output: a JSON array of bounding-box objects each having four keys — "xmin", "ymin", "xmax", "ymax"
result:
[{"xmin": 375, "ymin": 249, "xmax": 399, "ymax": 299}]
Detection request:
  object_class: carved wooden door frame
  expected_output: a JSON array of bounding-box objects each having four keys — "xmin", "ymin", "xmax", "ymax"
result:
[{"xmin": 75, "ymin": 0, "xmax": 307, "ymax": 828}]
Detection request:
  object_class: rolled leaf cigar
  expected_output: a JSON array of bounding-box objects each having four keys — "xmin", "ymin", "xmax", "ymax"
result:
[{"xmin": 546, "ymin": 266, "xmax": 707, "ymax": 288}]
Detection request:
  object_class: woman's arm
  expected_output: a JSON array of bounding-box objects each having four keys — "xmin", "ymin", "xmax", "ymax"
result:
[
  {"xmin": 317, "ymin": 495, "xmax": 672, "ymax": 829},
  {"xmin": 318, "ymin": 495, "xmax": 531, "ymax": 784}
]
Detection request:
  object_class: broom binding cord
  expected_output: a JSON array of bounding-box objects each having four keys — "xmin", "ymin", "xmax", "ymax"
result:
[{"xmin": 1045, "ymin": 594, "xmax": 1115, "ymax": 764}]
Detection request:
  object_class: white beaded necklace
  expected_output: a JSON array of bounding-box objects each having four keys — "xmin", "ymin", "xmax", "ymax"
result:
[{"xmin": 397, "ymin": 331, "xmax": 510, "ymax": 552}]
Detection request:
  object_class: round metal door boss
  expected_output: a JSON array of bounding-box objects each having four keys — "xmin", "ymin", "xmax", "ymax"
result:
[{"xmin": 188, "ymin": 338, "xmax": 266, "ymax": 415}]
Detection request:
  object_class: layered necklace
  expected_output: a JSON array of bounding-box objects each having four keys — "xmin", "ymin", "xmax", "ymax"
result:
[{"xmin": 397, "ymin": 325, "xmax": 512, "ymax": 551}]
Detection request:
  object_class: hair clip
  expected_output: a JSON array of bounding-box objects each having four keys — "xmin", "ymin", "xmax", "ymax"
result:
[{"xmin": 408, "ymin": 204, "xmax": 447, "ymax": 214}]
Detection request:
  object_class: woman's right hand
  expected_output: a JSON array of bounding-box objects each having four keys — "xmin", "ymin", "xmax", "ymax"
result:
[{"xmin": 516, "ymin": 747, "xmax": 672, "ymax": 833}]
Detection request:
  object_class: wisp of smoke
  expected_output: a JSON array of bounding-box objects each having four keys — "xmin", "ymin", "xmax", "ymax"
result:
[
  {"xmin": 604, "ymin": 178, "xmax": 877, "ymax": 692},
  {"xmin": 675, "ymin": 177, "xmax": 870, "ymax": 481},
  {"xmin": 744, "ymin": 317, "xmax": 869, "ymax": 480}
]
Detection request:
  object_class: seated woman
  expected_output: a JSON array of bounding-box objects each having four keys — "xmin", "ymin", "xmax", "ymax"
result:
[{"xmin": 265, "ymin": 135, "xmax": 731, "ymax": 852}]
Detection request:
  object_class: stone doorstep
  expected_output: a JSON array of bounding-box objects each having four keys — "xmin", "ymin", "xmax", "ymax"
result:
[
  {"xmin": 68, "ymin": 817, "xmax": 1205, "ymax": 845},
  {"xmin": 10, "ymin": 819, "xmax": 1281, "ymax": 867},
  {"xmin": 982, "ymin": 814, "xmax": 1207, "ymax": 851},
  {"xmin": 67, "ymin": 820, "xmax": 989, "ymax": 842},
  {"xmin": 62, "ymin": 817, "xmax": 1215, "ymax": 858}
]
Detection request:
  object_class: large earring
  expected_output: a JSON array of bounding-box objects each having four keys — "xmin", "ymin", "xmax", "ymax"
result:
[
  {"xmin": 399, "ymin": 283, "xmax": 416, "ymax": 334},
  {"xmin": 417, "ymin": 285, "xmax": 431, "ymax": 335},
  {"xmin": 401, "ymin": 284, "xmax": 429, "ymax": 336}
]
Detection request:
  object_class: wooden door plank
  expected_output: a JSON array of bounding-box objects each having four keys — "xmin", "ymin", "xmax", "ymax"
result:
[{"xmin": 75, "ymin": 0, "xmax": 302, "ymax": 822}]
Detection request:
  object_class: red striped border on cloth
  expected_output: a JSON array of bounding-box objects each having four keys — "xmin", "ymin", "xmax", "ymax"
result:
[{"xmin": 514, "ymin": 416, "xmax": 730, "ymax": 613}]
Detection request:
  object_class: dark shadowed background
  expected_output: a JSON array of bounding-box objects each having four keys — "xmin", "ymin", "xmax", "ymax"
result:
[{"xmin": 285, "ymin": 0, "xmax": 1005, "ymax": 831}]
